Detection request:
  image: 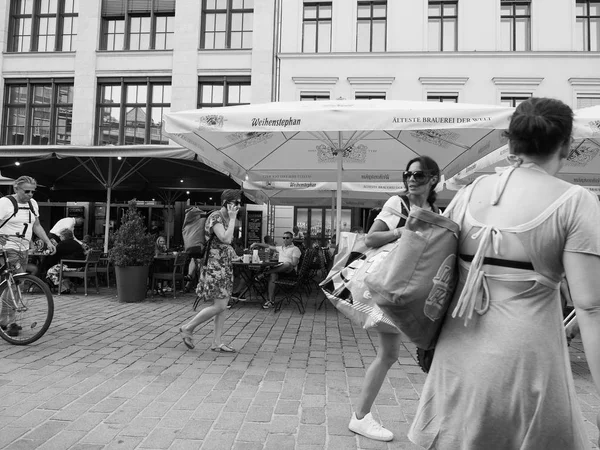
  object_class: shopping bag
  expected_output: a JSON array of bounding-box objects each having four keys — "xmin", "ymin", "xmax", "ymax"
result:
[
  {"xmin": 365, "ymin": 208, "xmax": 460, "ymax": 349},
  {"xmin": 320, "ymin": 232, "xmax": 401, "ymax": 334}
]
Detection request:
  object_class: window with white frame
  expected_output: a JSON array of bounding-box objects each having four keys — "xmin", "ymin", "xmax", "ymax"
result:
[
  {"xmin": 96, "ymin": 78, "xmax": 171, "ymax": 145},
  {"xmin": 100, "ymin": 0, "xmax": 175, "ymax": 51},
  {"xmin": 302, "ymin": 2, "xmax": 332, "ymax": 53},
  {"xmin": 356, "ymin": 1, "xmax": 386, "ymax": 52},
  {"xmin": 501, "ymin": 94, "xmax": 531, "ymax": 107},
  {"xmin": 428, "ymin": 1, "xmax": 457, "ymax": 51},
  {"xmin": 500, "ymin": 0, "xmax": 531, "ymax": 51},
  {"xmin": 576, "ymin": 0, "xmax": 600, "ymax": 51},
  {"xmin": 3, "ymin": 79, "xmax": 74, "ymax": 145},
  {"xmin": 8, "ymin": 0, "xmax": 79, "ymax": 52},
  {"xmin": 355, "ymin": 92, "xmax": 386, "ymax": 100},
  {"xmin": 198, "ymin": 76, "xmax": 251, "ymax": 108},
  {"xmin": 201, "ymin": 0, "xmax": 253, "ymax": 50},
  {"xmin": 427, "ymin": 94, "xmax": 458, "ymax": 102},
  {"xmin": 577, "ymin": 95, "xmax": 600, "ymax": 108},
  {"xmin": 300, "ymin": 93, "xmax": 330, "ymax": 101}
]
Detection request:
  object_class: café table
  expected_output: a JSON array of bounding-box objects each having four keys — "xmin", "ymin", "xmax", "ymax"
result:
[{"xmin": 232, "ymin": 260, "xmax": 281, "ymax": 306}]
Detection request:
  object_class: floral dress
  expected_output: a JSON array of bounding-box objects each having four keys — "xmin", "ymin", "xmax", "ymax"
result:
[{"xmin": 197, "ymin": 210, "xmax": 237, "ymax": 300}]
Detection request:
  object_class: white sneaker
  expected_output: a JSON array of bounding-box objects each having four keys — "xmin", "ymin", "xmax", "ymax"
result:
[{"xmin": 348, "ymin": 412, "xmax": 393, "ymax": 442}]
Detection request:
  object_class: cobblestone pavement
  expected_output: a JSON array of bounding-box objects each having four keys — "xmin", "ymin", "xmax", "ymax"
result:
[{"xmin": 0, "ymin": 289, "xmax": 598, "ymax": 449}]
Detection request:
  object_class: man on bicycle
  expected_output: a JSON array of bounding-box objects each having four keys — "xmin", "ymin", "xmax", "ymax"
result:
[{"xmin": 0, "ymin": 176, "xmax": 56, "ymax": 337}]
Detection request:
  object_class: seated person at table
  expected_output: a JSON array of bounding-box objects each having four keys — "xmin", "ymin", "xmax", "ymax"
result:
[
  {"xmin": 153, "ymin": 236, "xmax": 172, "ymax": 293},
  {"xmin": 49, "ymin": 216, "xmax": 84, "ymax": 245},
  {"xmin": 251, "ymin": 231, "xmax": 302, "ymax": 309},
  {"xmin": 45, "ymin": 229, "xmax": 86, "ymax": 294}
]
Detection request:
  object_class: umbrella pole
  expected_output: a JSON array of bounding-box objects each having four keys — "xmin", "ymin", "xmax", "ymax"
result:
[
  {"xmin": 103, "ymin": 158, "xmax": 113, "ymax": 254},
  {"xmin": 336, "ymin": 153, "xmax": 342, "ymax": 248},
  {"xmin": 330, "ymin": 192, "xmax": 335, "ymax": 244}
]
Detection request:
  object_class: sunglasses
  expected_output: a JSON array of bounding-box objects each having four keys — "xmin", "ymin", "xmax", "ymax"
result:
[
  {"xmin": 403, "ymin": 170, "xmax": 432, "ymax": 183},
  {"xmin": 229, "ymin": 200, "xmax": 242, "ymax": 206},
  {"xmin": 22, "ymin": 189, "xmax": 36, "ymax": 194},
  {"xmin": 282, "ymin": 237, "xmax": 292, "ymax": 240}
]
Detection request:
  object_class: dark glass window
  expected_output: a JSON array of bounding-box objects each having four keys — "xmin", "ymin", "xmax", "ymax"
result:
[
  {"xmin": 427, "ymin": 94, "xmax": 458, "ymax": 102},
  {"xmin": 198, "ymin": 76, "xmax": 251, "ymax": 108},
  {"xmin": 300, "ymin": 93, "xmax": 330, "ymax": 101},
  {"xmin": 302, "ymin": 2, "xmax": 332, "ymax": 53},
  {"xmin": 356, "ymin": 1, "xmax": 386, "ymax": 52},
  {"xmin": 500, "ymin": 1, "xmax": 531, "ymax": 51},
  {"xmin": 100, "ymin": 0, "xmax": 175, "ymax": 51},
  {"xmin": 96, "ymin": 78, "xmax": 171, "ymax": 145},
  {"xmin": 428, "ymin": 1, "xmax": 457, "ymax": 51},
  {"xmin": 577, "ymin": 96, "xmax": 600, "ymax": 108},
  {"xmin": 576, "ymin": 0, "xmax": 600, "ymax": 51},
  {"xmin": 3, "ymin": 79, "xmax": 73, "ymax": 145},
  {"xmin": 8, "ymin": 0, "xmax": 79, "ymax": 52},
  {"xmin": 355, "ymin": 93, "xmax": 386, "ymax": 100},
  {"xmin": 500, "ymin": 94, "xmax": 531, "ymax": 107},
  {"xmin": 201, "ymin": 0, "xmax": 253, "ymax": 50}
]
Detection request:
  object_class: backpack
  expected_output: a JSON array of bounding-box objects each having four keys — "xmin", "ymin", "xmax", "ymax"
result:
[
  {"xmin": 0, "ymin": 195, "xmax": 37, "ymax": 231},
  {"xmin": 182, "ymin": 207, "xmax": 209, "ymax": 258}
]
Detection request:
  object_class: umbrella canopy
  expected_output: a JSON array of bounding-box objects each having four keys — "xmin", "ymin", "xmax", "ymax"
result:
[
  {"xmin": 164, "ymin": 100, "xmax": 514, "ymax": 242},
  {"xmin": 445, "ymin": 105, "xmax": 600, "ymax": 189}
]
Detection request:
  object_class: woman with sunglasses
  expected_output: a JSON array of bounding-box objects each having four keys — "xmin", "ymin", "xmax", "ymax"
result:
[
  {"xmin": 409, "ymin": 98, "xmax": 600, "ymax": 449},
  {"xmin": 179, "ymin": 189, "xmax": 241, "ymax": 353},
  {"xmin": 349, "ymin": 155, "xmax": 441, "ymax": 442}
]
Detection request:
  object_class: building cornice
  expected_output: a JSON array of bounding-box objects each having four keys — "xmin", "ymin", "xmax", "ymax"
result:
[
  {"xmin": 96, "ymin": 69, "xmax": 172, "ymax": 77},
  {"xmin": 197, "ymin": 69, "xmax": 252, "ymax": 76},
  {"xmin": 419, "ymin": 77, "xmax": 469, "ymax": 86},
  {"xmin": 292, "ymin": 76, "xmax": 339, "ymax": 85},
  {"xmin": 347, "ymin": 77, "xmax": 395, "ymax": 85},
  {"xmin": 492, "ymin": 77, "xmax": 544, "ymax": 86},
  {"xmin": 278, "ymin": 51, "xmax": 600, "ymax": 59},
  {"xmin": 569, "ymin": 77, "xmax": 600, "ymax": 86}
]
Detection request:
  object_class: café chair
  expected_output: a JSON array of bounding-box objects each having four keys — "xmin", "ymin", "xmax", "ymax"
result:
[
  {"xmin": 96, "ymin": 254, "xmax": 114, "ymax": 287},
  {"xmin": 273, "ymin": 248, "xmax": 315, "ymax": 314},
  {"xmin": 58, "ymin": 249, "xmax": 103, "ymax": 296},
  {"xmin": 151, "ymin": 252, "xmax": 188, "ymax": 298}
]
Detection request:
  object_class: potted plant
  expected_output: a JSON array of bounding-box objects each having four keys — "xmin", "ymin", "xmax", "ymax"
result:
[{"xmin": 109, "ymin": 200, "xmax": 155, "ymax": 303}]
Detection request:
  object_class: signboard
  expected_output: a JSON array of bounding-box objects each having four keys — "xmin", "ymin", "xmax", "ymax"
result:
[{"xmin": 246, "ymin": 210, "xmax": 263, "ymax": 247}]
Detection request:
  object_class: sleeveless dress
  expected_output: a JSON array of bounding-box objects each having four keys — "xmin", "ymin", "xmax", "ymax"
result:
[{"xmin": 408, "ymin": 164, "xmax": 600, "ymax": 450}]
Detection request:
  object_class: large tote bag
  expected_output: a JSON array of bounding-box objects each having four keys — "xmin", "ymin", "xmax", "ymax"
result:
[
  {"xmin": 365, "ymin": 207, "xmax": 461, "ymax": 350},
  {"xmin": 320, "ymin": 232, "xmax": 401, "ymax": 334}
]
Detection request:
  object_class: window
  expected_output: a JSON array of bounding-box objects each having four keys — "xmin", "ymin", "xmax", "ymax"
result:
[
  {"xmin": 100, "ymin": 0, "xmax": 175, "ymax": 51},
  {"xmin": 96, "ymin": 78, "xmax": 171, "ymax": 145},
  {"xmin": 8, "ymin": 0, "xmax": 79, "ymax": 52},
  {"xmin": 356, "ymin": 1, "xmax": 386, "ymax": 52},
  {"xmin": 201, "ymin": 0, "xmax": 253, "ymax": 50},
  {"xmin": 500, "ymin": 94, "xmax": 531, "ymax": 107},
  {"xmin": 427, "ymin": 94, "xmax": 458, "ymax": 102},
  {"xmin": 577, "ymin": 95, "xmax": 600, "ymax": 108},
  {"xmin": 198, "ymin": 77, "xmax": 251, "ymax": 108},
  {"xmin": 302, "ymin": 2, "xmax": 332, "ymax": 53},
  {"xmin": 3, "ymin": 79, "xmax": 73, "ymax": 145},
  {"xmin": 355, "ymin": 92, "xmax": 386, "ymax": 100},
  {"xmin": 295, "ymin": 207, "xmax": 352, "ymax": 247},
  {"xmin": 500, "ymin": 1, "xmax": 531, "ymax": 51},
  {"xmin": 428, "ymin": 1, "xmax": 457, "ymax": 51},
  {"xmin": 576, "ymin": 0, "xmax": 600, "ymax": 51},
  {"xmin": 300, "ymin": 93, "xmax": 330, "ymax": 101}
]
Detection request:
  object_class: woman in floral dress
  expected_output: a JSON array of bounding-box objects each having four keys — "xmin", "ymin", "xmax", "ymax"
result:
[{"xmin": 179, "ymin": 189, "xmax": 241, "ymax": 353}]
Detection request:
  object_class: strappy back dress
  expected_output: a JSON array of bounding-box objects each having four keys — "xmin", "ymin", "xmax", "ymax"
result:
[{"xmin": 408, "ymin": 165, "xmax": 600, "ymax": 450}]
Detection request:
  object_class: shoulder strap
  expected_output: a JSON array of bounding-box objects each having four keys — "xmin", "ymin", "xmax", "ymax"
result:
[
  {"xmin": 0, "ymin": 196, "xmax": 19, "ymax": 230},
  {"xmin": 28, "ymin": 200, "xmax": 37, "ymax": 217}
]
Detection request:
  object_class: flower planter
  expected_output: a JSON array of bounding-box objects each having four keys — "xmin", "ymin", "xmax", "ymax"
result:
[{"xmin": 115, "ymin": 265, "xmax": 149, "ymax": 303}]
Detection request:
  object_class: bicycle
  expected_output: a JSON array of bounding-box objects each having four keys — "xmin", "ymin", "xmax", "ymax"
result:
[{"xmin": 0, "ymin": 235, "xmax": 54, "ymax": 345}]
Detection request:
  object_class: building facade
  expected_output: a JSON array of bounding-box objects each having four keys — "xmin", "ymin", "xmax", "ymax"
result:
[{"xmin": 0, "ymin": 0, "xmax": 598, "ymax": 244}]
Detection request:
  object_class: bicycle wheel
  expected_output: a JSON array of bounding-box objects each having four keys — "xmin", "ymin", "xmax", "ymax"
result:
[{"xmin": 0, "ymin": 274, "xmax": 54, "ymax": 345}]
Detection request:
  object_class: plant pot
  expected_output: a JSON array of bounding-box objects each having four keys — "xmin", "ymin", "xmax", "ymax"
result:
[{"xmin": 115, "ymin": 265, "xmax": 149, "ymax": 303}]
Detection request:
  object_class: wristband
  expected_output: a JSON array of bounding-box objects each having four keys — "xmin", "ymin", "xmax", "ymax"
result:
[{"xmin": 393, "ymin": 228, "xmax": 401, "ymax": 238}]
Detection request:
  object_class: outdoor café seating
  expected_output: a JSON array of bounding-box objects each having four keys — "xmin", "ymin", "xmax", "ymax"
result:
[
  {"xmin": 151, "ymin": 252, "xmax": 188, "ymax": 298},
  {"xmin": 273, "ymin": 247, "xmax": 316, "ymax": 314},
  {"xmin": 58, "ymin": 249, "xmax": 103, "ymax": 296}
]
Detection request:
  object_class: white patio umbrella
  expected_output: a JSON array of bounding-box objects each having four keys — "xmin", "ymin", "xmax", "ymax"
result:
[
  {"xmin": 445, "ymin": 105, "xmax": 600, "ymax": 189},
  {"xmin": 164, "ymin": 100, "xmax": 514, "ymax": 243}
]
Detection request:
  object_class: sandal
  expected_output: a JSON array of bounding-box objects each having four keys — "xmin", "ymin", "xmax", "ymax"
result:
[
  {"xmin": 179, "ymin": 326, "xmax": 195, "ymax": 349},
  {"xmin": 211, "ymin": 343, "xmax": 236, "ymax": 353}
]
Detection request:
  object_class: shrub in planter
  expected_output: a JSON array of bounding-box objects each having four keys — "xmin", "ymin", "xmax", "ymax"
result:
[{"xmin": 109, "ymin": 200, "xmax": 155, "ymax": 302}]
